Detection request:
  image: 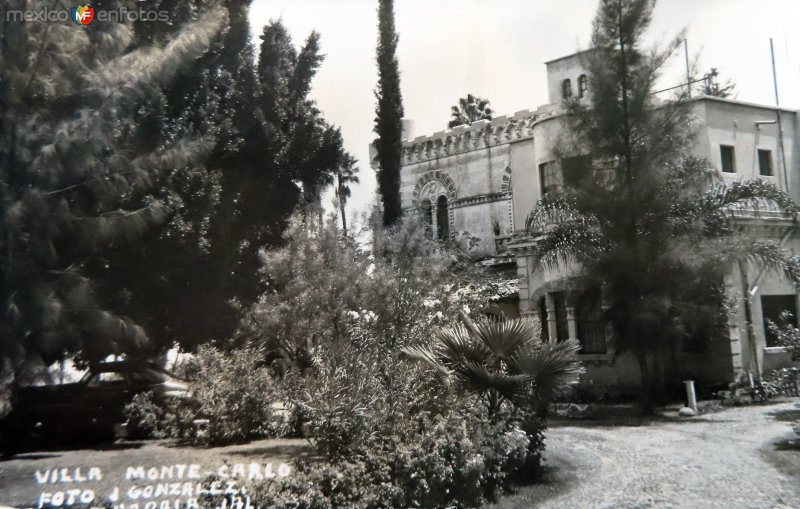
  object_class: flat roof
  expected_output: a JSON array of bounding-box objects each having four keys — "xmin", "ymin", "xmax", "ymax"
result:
[
  {"xmin": 688, "ymin": 94, "xmax": 797, "ymax": 114},
  {"xmin": 544, "ymin": 49, "xmax": 594, "ymax": 65}
]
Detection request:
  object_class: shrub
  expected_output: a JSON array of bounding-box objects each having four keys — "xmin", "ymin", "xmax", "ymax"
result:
[
  {"xmin": 123, "ymin": 391, "xmax": 199, "ymax": 441},
  {"xmin": 242, "ymin": 212, "xmax": 502, "ymax": 373},
  {"xmin": 265, "ymin": 334, "xmax": 546, "ymax": 508},
  {"xmin": 286, "ymin": 339, "xmax": 449, "ymax": 459},
  {"xmin": 124, "ymin": 391, "xmax": 167, "ymax": 439},
  {"xmin": 763, "ymin": 367, "xmax": 800, "ymax": 397},
  {"xmin": 125, "ymin": 345, "xmax": 283, "ymax": 445},
  {"xmin": 767, "ymin": 311, "xmax": 800, "ymax": 361},
  {"xmin": 403, "ymin": 317, "xmax": 584, "ymax": 419},
  {"xmin": 249, "ymin": 405, "xmax": 543, "ymax": 508},
  {"xmin": 183, "ymin": 345, "xmax": 282, "ymax": 445}
]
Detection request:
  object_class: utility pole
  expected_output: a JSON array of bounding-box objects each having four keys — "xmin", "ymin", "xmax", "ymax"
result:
[
  {"xmin": 770, "ymin": 38, "xmax": 789, "ymax": 192},
  {"xmin": 684, "ymin": 39, "xmax": 691, "ymax": 98}
]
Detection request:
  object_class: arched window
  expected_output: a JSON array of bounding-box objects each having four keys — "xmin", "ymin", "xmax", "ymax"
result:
[
  {"xmin": 562, "ymin": 79, "xmax": 572, "ymax": 99},
  {"xmin": 578, "ymin": 74, "xmax": 588, "ymax": 98},
  {"xmin": 420, "ymin": 199, "xmax": 433, "ymax": 237},
  {"xmin": 436, "ymin": 195, "xmax": 449, "ymax": 241}
]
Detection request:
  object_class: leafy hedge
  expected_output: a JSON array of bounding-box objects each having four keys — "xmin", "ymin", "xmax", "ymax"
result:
[{"xmin": 124, "ymin": 345, "xmax": 284, "ymax": 445}]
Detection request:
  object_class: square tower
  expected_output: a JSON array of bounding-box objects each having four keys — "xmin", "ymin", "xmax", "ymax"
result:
[{"xmin": 545, "ymin": 51, "xmax": 591, "ymax": 105}]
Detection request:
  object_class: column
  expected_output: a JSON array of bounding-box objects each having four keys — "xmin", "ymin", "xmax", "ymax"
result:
[
  {"xmin": 545, "ymin": 293, "xmax": 558, "ymax": 342},
  {"xmin": 430, "ymin": 201, "xmax": 438, "ymax": 240},
  {"xmin": 566, "ymin": 305, "xmax": 577, "ymax": 340}
]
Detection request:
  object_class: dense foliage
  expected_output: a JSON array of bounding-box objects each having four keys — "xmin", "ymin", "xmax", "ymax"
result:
[
  {"xmin": 125, "ymin": 211, "xmax": 554, "ymax": 504},
  {"xmin": 373, "ymin": 0, "xmax": 404, "ymax": 226},
  {"xmin": 250, "ymin": 404, "xmax": 542, "ymax": 508},
  {"xmin": 124, "ymin": 345, "xmax": 281, "ymax": 445},
  {"xmin": 242, "ymin": 212, "xmax": 500, "ymax": 370},
  {"xmin": 0, "ymin": 0, "xmax": 223, "ymax": 380},
  {"xmin": 0, "ymin": 3, "xmax": 349, "ymax": 381},
  {"xmin": 92, "ymin": 11, "xmax": 346, "ymax": 355},
  {"xmin": 226, "ymin": 213, "xmax": 569, "ymax": 506}
]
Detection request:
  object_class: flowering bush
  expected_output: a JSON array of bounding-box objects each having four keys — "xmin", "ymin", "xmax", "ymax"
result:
[
  {"xmin": 264, "ymin": 331, "xmax": 546, "ymax": 507},
  {"xmin": 249, "ymin": 405, "xmax": 542, "ymax": 508}
]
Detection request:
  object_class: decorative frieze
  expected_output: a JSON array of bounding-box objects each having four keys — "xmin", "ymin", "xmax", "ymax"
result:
[
  {"xmin": 401, "ymin": 107, "xmax": 557, "ymax": 165},
  {"xmin": 450, "ymin": 191, "xmax": 512, "ymax": 209}
]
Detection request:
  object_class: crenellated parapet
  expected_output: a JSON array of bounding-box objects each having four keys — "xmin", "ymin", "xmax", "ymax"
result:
[{"xmin": 395, "ymin": 105, "xmax": 558, "ymax": 166}]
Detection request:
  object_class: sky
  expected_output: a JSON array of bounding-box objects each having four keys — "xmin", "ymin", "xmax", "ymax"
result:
[{"xmin": 248, "ymin": 0, "xmax": 800, "ymax": 217}]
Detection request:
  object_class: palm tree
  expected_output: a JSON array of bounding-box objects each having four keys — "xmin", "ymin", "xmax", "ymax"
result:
[
  {"xmin": 402, "ymin": 317, "xmax": 583, "ymax": 420},
  {"xmin": 335, "ymin": 153, "xmax": 360, "ymax": 236},
  {"xmin": 448, "ymin": 94, "xmax": 493, "ymax": 129},
  {"xmin": 702, "ymin": 68, "xmax": 736, "ymax": 98}
]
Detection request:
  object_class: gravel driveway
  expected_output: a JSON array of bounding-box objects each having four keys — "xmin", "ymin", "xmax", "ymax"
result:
[{"xmin": 493, "ymin": 400, "xmax": 800, "ymax": 509}]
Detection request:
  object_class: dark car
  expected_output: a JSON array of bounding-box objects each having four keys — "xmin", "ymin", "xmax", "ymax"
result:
[{"xmin": 0, "ymin": 361, "xmax": 191, "ymax": 454}]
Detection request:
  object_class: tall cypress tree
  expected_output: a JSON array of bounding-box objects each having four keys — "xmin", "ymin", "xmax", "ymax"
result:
[{"xmin": 374, "ymin": 0, "xmax": 404, "ymax": 226}]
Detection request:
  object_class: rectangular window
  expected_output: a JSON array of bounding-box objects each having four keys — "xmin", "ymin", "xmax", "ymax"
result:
[
  {"xmin": 762, "ymin": 295, "xmax": 797, "ymax": 347},
  {"xmin": 720, "ymin": 145, "xmax": 736, "ymax": 173},
  {"xmin": 562, "ymin": 155, "xmax": 591, "ymax": 189},
  {"xmin": 577, "ymin": 299, "xmax": 607, "ymax": 354},
  {"xmin": 539, "ymin": 161, "xmax": 562, "ymax": 195},
  {"xmin": 758, "ymin": 149, "xmax": 773, "ymax": 176}
]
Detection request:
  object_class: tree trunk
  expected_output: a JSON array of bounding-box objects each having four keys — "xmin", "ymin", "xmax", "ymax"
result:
[
  {"xmin": 651, "ymin": 347, "xmax": 667, "ymax": 405},
  {"xmin": 339, "ymin": 199, "xmax": 348, "ymax": 237},
  {"xmin": 636, "ymin": 348, "xmax": 654, "ymax": 414}
]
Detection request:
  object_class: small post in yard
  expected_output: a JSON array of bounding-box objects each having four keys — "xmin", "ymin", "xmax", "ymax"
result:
[{"xmin": 684, "ymin": 380, "xmax": 698, "ymax": 413}]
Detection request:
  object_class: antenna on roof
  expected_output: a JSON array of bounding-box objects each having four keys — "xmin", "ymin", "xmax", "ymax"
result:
[
  {"xmin": 684, "ymin": 39, "xmax": 691, "ymax": 98},
  {"xmin": 770, "ymin": 38, "xmax": 789, "ymax": 191}
]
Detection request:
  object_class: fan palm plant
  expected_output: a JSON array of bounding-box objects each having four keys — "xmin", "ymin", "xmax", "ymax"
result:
[
  {"xmin": 402, "ymin": 317, "xmax": 583, "ymax": 420},
  {"xmin": 448, "ymin": 94, "xmax": 493, "ymax": 128}
]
